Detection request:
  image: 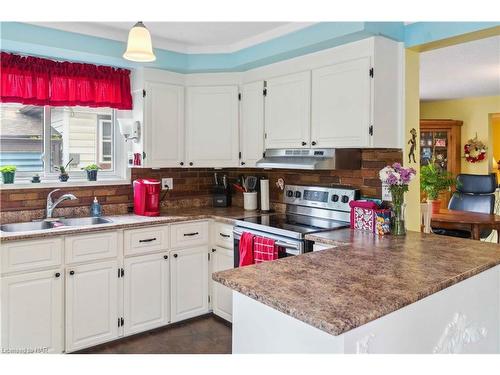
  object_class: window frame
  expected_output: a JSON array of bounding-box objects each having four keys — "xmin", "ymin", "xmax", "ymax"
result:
[
  {"xmin": 97, "ymin": 118, "xmax": 113, "ymax": 164},
  {"xmin": 1, "ymin": 104, "xmax": 129, "ymax": 186}
]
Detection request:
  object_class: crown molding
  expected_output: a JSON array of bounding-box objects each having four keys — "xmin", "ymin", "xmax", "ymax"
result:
[{"xmin": 26, "ymin": 21, "xmax": 316, "ymax": 54}]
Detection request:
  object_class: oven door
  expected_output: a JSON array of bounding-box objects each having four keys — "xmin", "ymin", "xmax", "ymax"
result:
[{"xmin": 233, "ymin": 227, "xmax": 304, "ymax": 268}]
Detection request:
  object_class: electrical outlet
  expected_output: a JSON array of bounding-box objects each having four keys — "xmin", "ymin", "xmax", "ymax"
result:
[{"xmin": 161, "ymin": 178, "xmax": 173, "ymax": 191}]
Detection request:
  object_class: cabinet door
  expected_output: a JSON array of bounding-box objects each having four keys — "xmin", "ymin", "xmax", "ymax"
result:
[
  {"xmin": 211, "ymin": 247, "xmax": 234, "ymax": 322},
  {"xmin": 264, "ymin": 71, "xmax": 311, "ymax": 149},
  {"xmin": 123, "ymin": 252, "xmax": 170, "ymax": 335},
  {"xmin": 170, "ymin": 246, "xmax": 209, "ymax": 323},
  {"xmin": 311, "ymin": 57, "xmax": 371, "ymax": 148},
  {"xmin": 240, "ymin": 81, "xmax": 265, "ymax": 167},
  {"xmin": 1, "ymin": 269, "xmax": 64, "ymax": 353},
  {"xmin": 185, "ymin": 86, "xmax": 239, "ymax": 168},
  {"xmin": 144, "ymin": 81, "xmax": 184, "ymax": 167},
  {"xmin": 65, "ymin": 260, "xmax": 119, "ymax": 352}
]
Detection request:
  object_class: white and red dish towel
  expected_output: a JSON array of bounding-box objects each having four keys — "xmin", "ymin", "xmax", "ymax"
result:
[{"xmin": 238, "ymin": 232, "xmax": 282, "ymax": 267}]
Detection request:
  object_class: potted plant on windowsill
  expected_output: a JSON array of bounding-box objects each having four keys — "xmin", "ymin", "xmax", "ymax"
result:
[
  {"xmin": 55, "ymin": 159, "xmax": 73, "ymax": 182},
  {"xmin": 82, "ymin": 164, "xmax": 102, "ymax": 181},
  {"xmin": 0, "ymin": 165, "xmax": 17, "ymax": 184},
  {"xmin": 420, "ymin": 162, "xmax": 456, "ymax": 214}
]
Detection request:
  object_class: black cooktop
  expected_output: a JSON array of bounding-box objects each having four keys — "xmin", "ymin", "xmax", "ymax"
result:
[{"xmin": 236, "ymin": 213, "xmax": 349, "ymax": 236}]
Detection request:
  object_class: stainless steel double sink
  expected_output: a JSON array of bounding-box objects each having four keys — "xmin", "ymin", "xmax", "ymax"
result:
[{"xmin": 0, "ymin": 217, "xmax": 113, "ymax": 233}]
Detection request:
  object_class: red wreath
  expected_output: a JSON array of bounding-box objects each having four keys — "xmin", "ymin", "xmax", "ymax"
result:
[{"xmin": 464, "ymin": 136, "xmax": 487, "ymax": 163}]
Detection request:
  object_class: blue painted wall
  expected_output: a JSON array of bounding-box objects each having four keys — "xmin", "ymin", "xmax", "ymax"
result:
[{"xmin": 1, "ymin": 21, "xmax": 498, "ymax": 73}]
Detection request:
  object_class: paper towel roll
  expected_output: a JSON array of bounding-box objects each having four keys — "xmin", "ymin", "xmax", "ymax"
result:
[{"xmin": 260, "ymin": 179, "xmax": 270, "ymax": 212}]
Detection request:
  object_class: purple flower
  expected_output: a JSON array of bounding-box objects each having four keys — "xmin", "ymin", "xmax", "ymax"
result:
[
  {"xmin": 386, "ymin": 173, "xmax": 399, "ymax": 185},
  {"xmin": 392, "ymin": 162, "xmax": 402, "ymax": 171}
]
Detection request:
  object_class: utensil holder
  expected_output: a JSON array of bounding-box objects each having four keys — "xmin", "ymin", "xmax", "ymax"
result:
[{"xmin": 243, "ymin": 192, "xmax": 258, "ymax": 211}]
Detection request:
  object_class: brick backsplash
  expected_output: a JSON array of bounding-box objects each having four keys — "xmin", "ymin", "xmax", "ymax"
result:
[{"xmin": 0, "ymin": 148, "xmax": 401, "ymax": 223}]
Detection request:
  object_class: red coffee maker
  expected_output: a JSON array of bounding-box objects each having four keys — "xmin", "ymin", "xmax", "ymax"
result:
[{"xmin": 133, "ymin": 178, "xmax": 161, "ymax": 216}]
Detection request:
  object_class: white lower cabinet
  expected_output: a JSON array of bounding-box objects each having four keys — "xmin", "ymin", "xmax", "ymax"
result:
[
  {"xmin": 65, "ymin": 260, "xmax": 119, "ymax": 352},
  {"xmin": 211, "ymin": 247, "xmax": 234, "ymax": 322},
  {"xmin": 1, "ymin": 269, "xmax": 64, "ymax": 353},
  {"xmin": 170, "ymin": 246, "xmax": 209, "ymax": 323},
  {"xmin": 123, "ymin": 252, "xmax": 170, "ymax": 335}
]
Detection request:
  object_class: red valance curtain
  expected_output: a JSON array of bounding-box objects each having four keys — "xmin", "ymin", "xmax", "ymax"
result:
[{"xmin": 0, "ymin": 52, "xmax": 133, "ymax": 110}]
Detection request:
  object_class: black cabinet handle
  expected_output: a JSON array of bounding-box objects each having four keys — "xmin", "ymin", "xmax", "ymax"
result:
[
  {"xmin": 312, "ymin": 141, "xmax": 317, "ymax": 146},
  {"xmin": 163, "ymin": 255, "xmax": 168, "ymax": 260},
  {"xmin": 241, "ymin": 161, "xmax": 245, "ymax": 165},
  {"xmin": 189, "ymin": 162, "xmax": 193, "ymax": 166},
  {"xmin": 301, "ymin": 141, "xmax": 307, "ymax": 146},
  {"xmin": 219, "ymin": 233, "xmax": 230, "ymax": 238},
  {"xmin": 180, "ymin": 162, "xmax": 184, "ymax": 166},
  {"xmin": 55, "ymin": 272, "xmax": 61, "ymax": 278},
  {"xmin": 139, "ymin": 238, "xmax": 157, "ymax": 243},
  {"xmin": 120, "ymin": 317, "xmax": 124, "ymax": 326},
  {"xmin": 173, "ymin": 254, "xmax": 178, "ymax": 258},
  {"xmin": 69, "ymin": 270, "xmax": 75, "ymax": 275},
  {"xmin": 183, "ymin": 232, "xmax": 199, "ymax": 237}
]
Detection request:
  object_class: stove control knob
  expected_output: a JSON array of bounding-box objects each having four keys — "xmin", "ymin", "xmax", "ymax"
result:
[
  {"xmin": 294, "ymin": 191, "xmax": 301, "ymax": 198},
  {"xmin": 332, "ymin": 194, "xmax": 339, "ymax": 202},
  {"xmin": 341, "ymin": 195, "xmax": 350, "ymax": 203},
  {"xmin": 286, "ymin": 190, "xmax": 294, "ymax": 197}
]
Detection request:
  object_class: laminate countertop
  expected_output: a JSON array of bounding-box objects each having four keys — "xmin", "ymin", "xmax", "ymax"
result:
[
  {"xmin": 0, "ymin": 207, "xmax": 264, "ymax": 242},
  {"xmin": 213, "ymin": 229, "xmax": 500, "ymax": 336}
]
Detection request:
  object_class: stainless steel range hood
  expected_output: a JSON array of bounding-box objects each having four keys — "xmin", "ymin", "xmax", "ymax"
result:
[{"xmin": 256, "ymin": 148, "xmax": 361, "ymax": 170}]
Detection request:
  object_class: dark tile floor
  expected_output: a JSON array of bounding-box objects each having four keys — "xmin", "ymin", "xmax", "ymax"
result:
[{"xmin": 75, "ymin": 314, "xmax": 232, "ymax": 354}]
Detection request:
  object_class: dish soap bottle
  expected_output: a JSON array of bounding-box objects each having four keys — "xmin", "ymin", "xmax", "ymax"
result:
[{"xmin": 90, "ymin": 197, "xmax": 102, "ymax": 217}]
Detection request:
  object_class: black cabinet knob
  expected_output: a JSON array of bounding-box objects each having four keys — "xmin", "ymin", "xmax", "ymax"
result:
[
  {"xmin": 163, "ymin": 255, "xmax": 168, "ymax": 260},
  {"xmin": 301, "ymin": 141, "xmax": 307, "ymax": 146},
  {"xmin": 69, "ymin": 270, "xmax": 75, "ymax": 275},
  {"xmin": 55, "ymin": 272, "xmax": 61, "ymax": 278},
  {"xmin": 212, "ymin": 248, "xmax": 216, "ymax": 252},
  {"xmin": 189, "ymin": 162, "xmax": 193, "ymax": 166},
  {"xmin": 180, "ymin": 162, "xmax": 184, "ymax": 166},
  {"xmin": 173, "ymin": 254, "xmax": 178, "ymax": 258},
  {"xmin": 241, "ymin": 161, "xmax": 245, "ymax": 165},
  {"xmin": 312, "ymin": 141, "xmax": 317, "ymax": 146}
]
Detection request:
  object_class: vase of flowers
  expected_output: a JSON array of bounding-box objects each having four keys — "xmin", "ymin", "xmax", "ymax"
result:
[{"xmin": 379, "ymin": 163, "xmax": 417, "ymax": 236}]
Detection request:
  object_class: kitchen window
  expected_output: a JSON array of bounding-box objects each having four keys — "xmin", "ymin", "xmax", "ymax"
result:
[{"xmin": 0, "ymin": 102, "xmax": 127, "ymax": 184}]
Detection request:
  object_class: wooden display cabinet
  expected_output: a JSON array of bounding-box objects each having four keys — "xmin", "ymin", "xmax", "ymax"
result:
[{"xmin": 420, "ymin": 119, "xmax": 463, "ymax": 209}]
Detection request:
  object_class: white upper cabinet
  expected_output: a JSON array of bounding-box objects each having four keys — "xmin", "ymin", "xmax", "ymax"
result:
[
  {"xmin": 311, "ymin": 57, "xmax": 371, "ymax": 148},
  {"xmin": 144, "ymin": 81, "xmax": 184, "ymax": 167},
  {"xmin": 185, "ymin": 85, "xmax": 239, "ymax": 168},
  {"xmin": 264, "ymin": 71, "xmax": 311, "ymax": 149},
  {"xmin": 239, "ymin": 81, "xmax": 265, "ymax": 167}
]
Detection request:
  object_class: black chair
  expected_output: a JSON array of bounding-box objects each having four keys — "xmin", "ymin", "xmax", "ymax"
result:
[{"xmin": 433, "ymin": 173, "xmax": 498, "ymax": 239}]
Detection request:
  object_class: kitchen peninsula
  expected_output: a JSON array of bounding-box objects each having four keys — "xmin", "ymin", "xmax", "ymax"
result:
[{"xmin": 213, "ymin": 229, "xmax": 500, "ymax": 354}]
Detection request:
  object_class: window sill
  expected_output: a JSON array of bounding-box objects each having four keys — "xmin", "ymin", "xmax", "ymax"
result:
[{"xmin": 0, "ymin": 178, "xmax": 131, "ymax": 190}]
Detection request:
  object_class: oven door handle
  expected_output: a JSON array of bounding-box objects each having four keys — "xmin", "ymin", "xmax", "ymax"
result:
[{"xmin": 233, "ymin": 228, "xmax": 301, "ymax": 255}]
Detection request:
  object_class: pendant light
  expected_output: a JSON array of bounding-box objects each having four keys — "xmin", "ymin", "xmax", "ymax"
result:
[{"xmin": 123, "ymin": 22, "xmax": 156, "ymax": 62}]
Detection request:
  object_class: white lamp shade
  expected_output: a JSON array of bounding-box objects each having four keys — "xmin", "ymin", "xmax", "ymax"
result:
[{"xmin": 123, "ymin": 22, "xmax": 156, "ymax": 62}]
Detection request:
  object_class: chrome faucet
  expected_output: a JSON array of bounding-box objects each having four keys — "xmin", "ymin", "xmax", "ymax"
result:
[{"xmin": 46, "ymin": 189, "xmax": 77, "ymax": 219}]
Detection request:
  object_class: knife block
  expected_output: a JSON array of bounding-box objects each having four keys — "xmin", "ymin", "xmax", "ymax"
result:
[{"xmin": 212, "ymin": 185, "xmax": 231, "ymax": 207}]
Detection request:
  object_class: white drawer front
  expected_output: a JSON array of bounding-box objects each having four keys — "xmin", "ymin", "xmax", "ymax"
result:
[
  {"xmin": 214, "ymin": 222, "xmax": 234, "ymax": 249},
  {"xmin": 1, "ymin": 238, "xmax": 63, "ymax": 274},
  {"xmin": 124, "ymin": 225, "xmax": 170, "ymax": 256},
  {"xmin": 65, "ymin": 232, "xmax": 119, "ymax": 264},
  {"xmin": 170, "ymin": 221, "xmax": 209, "ymax": 249}
]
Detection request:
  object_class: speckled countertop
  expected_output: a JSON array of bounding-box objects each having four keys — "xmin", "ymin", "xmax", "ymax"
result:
[
  {"xmin": 0, "ymin": 207, "xmax": 264, "ymax": 242},
  {"xmin": 213, "ymin": 229, "xmax": 500, "ymax": 336}
]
